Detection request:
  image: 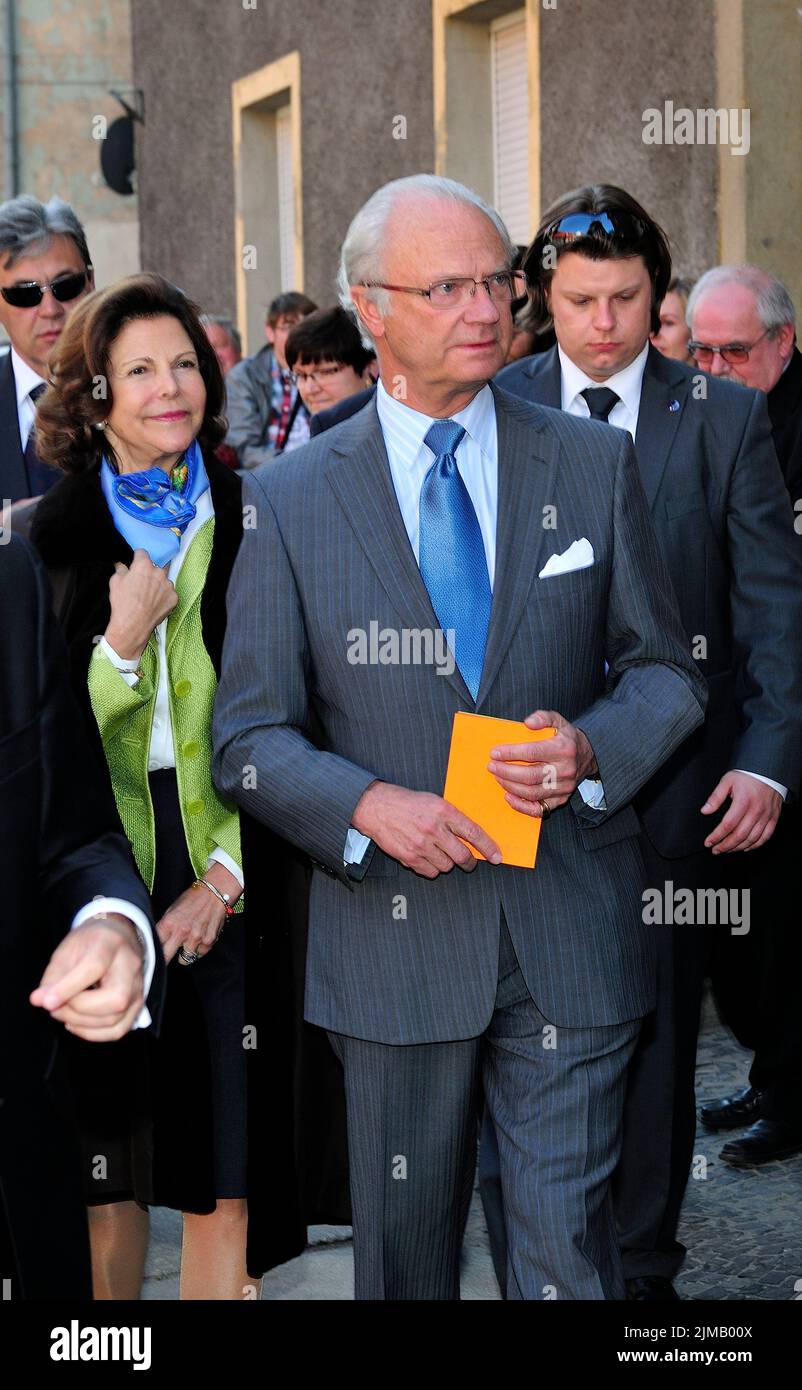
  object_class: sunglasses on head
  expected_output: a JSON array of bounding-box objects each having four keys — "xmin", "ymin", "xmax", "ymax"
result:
[
  {"xmin": 542, "ymin": 211, "xmax": 647, "ymax": 247},
  {"xmin": 1, "ymin": 268, "xmax": 92, "ymax": 309}
]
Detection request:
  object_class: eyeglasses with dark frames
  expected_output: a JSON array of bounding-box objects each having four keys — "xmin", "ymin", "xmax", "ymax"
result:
[
  {"xmin": 0, "ymin": 268, "xmax": 93, "ymax": 309},
  {"xmin": 290, "ymin": 363, "xmax": 350, "ymax": 385}
]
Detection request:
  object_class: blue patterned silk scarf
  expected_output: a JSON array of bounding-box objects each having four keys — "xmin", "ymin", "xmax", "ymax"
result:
[{"xmin": 100, "ymin": 439, "xmax": 208, "ymax": 565}]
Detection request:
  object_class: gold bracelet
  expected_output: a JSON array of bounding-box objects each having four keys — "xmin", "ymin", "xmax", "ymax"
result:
[{"xmin": 192, "ymin": 878, "xmax": 236, "ymax": 916}]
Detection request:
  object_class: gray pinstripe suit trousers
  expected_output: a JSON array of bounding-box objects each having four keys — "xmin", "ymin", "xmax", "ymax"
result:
[{"xmin": 329, "ymin": 914, "xmax": 639, "ymax": 1300}]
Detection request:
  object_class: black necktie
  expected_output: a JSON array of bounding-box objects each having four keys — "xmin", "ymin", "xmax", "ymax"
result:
[
  {"xmin": 580, "ymin": 386, "xmax": 620, "ymax": 422},
  {"xmin": 24, "ymin": 382, "xmax": 60, "ymax": 495}
]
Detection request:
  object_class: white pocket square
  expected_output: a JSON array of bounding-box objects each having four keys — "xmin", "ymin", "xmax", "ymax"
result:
[{"xmin": 538, "ymin": 537, "xmax": 595, "ymax": 579}]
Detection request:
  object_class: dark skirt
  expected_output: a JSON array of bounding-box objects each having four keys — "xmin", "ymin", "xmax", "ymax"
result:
[{"xmin": 65, "ymin": 769, "xmax": 247, "ymax": 1207}]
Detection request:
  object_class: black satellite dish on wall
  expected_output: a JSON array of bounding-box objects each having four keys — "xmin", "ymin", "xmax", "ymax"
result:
[{"xmin": 99, "ymin": 93, "xmax": 143, "ymax": 196}]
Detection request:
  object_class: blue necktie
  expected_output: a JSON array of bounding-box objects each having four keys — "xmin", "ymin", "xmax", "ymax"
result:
[{"xmin": 419, "ymin": 420, "xmax": 492, "ymax": 701}]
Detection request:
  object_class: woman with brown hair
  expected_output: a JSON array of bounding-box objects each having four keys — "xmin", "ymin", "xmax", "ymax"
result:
[{"xmin": 29, "ymin": 272, "xmax": 313, "ymax": 1298}]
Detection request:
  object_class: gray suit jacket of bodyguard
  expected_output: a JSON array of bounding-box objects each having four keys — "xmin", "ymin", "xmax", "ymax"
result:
[
  {"xmin": 212, "ymin": 384, "xmax": 706, "ymax": 1043},
  {"xmin": 497, "ymin": 345, "xmax": 802, "ymax": 858}
]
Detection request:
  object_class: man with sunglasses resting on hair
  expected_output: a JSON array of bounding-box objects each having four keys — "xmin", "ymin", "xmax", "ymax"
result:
[
  {"xmin": 492, "ymin": 185, "xmax": 802, "ymax": 1302},
  {"xmin": 0, "ymin": 196, "xmax": 94, "ymax": 507}
]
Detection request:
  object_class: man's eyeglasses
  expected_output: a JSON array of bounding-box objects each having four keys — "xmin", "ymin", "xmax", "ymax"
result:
[
  {"xmin": 542, "ymin": 211, "xmax": 647, "ymax": 247},
  {"xmin": 291, "ymin": 363, "xmax": 348, "ymax": 385},
  {"xmin": 688, "ymin": 329, "xmax": 771, "ymax": 367},
  {"xmin": 361, "ymin": 270, "xmax": 527, "ymax": 310},
  {"xmin": 1, "ymin": 268, "xmax": 92, "ymax": 309}
]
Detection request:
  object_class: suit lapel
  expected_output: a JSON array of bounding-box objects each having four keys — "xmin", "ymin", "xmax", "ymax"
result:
[
  {"xmin": 476, "ymin": 385, "xmax": 559, "ymax": 707},
  {"xmin": 201, "ymin": 455, "xmax": 242, "ymax": 672},
  {"xmin": 635, "ymin": 346, "xmax": 689, "ymax": 508},
  {"xmin": 326, "ymin": 402, "xmax": 473, "ymax": 703},
  {"xmin": 524, "ymin": 343, "xmax": 562, "ymax": 408},
  {"xmin": 0, "ymin": 353, "xmax": 29, "ymax": 502}
]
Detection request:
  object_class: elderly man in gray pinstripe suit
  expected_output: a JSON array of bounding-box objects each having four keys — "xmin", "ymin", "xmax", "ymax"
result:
[{"xmin": 213, "ymin": 175, "xmax": 706, "ymax": 1300}]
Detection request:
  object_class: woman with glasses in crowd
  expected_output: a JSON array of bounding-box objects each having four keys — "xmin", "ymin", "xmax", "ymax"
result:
[{"xmin": 285, "ymin": 306, "xmax": 376, "ymax": 417}]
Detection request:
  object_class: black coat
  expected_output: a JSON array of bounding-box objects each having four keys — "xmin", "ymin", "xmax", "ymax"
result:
[
  {"xmin": 309, "ymin": 385, "xmax": 377, "ymax": 436},
  {"xmin": 497, "ymin": 344, "xmax": 802, "ymax": 856},
  {"xmin": 0, "ymin": 535, "xmax": 164, "ymax": 1300},
  {"xmin": 30, "ymin": 454, "xmax": 349, "ymax": 1276},
  {"xmin": 0, "ymin": 350, "xmax": 29, "ymax": 502},
  {"xmin": 768, "ymin": 344, "xmax": 802, "ymax": 510}
]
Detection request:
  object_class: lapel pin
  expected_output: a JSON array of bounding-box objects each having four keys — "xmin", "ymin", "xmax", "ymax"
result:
[{"xmin": 668, "ymin": 399, "xmax": 681, "ymax": 413}]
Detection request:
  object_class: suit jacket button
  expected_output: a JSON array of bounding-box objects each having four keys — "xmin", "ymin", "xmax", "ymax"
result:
[
  {"xmin": 182, "ymin": 739, "xmax": 199, "ymax": 759},
  {"xmin": 187, "ymin": 798, "xmax": 205, "ymax": 816},
  {"xmin": 174, "ymin": 679, "xmax": 192, "ymax": 697}
]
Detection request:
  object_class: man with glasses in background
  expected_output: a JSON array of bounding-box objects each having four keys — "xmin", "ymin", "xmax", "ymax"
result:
[
  {"xmin": 685, "ymin": 266, "xmax": 802, "ymax": 1185},
  {"xmin": 495, "ymin": 185, "xmax": 802, "ymax": 1300},
  {"xmin": 224, "ymin": 289, "xmax": 317, "ymax": 468},
  {"xmin": 0, "ymin": 195, "xmax": 94, "ymax": 504},
  {"xmin": 687, "ymin": 266, "xmax": 801, "ymax": 515}
]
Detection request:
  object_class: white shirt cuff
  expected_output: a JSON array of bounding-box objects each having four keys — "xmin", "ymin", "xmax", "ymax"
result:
[
  {"xmin": 207, "ymin": 846, "xmax": 244, "ymax": 890},
  {"xmin": 344, "ymin": 827, "xmax": 372, "ymax": 865},
  {"xmin": 98, "ymin": 636, "xmax": 141, "ymax": 686},
  {"xmin": 578, "ymin": 778, "xmax": 607, "ymax": 811},
  {"xmin": 70, "ymin": 897, "xmax": 155, "ymax": 1029},
  {"xmin": 734, "ymin": 770, "xmax": 787, "ymax": 800}
]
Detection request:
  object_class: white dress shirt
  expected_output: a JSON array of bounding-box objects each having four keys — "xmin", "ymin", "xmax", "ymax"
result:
[
  {"xmin": 345, "ymin": 379, "xmax": 605, "ymax": 865},
  {"xmin": 559, "ymin": 341, "xmax": 649, "ymax": 441},
  {"xmin": 558, "ymin": 343, "xmax": 786, "ymax": 802},
  {"xmin": 376, "ymin": 376, "xmax": 499, "ymax": 581},
  {"xmin": 99, "ymin": 482, "xmax": 245, "ymax": 886},
  {"xmin": 11, "ymin": 345, "xmax": 46, "ymax": 449}
]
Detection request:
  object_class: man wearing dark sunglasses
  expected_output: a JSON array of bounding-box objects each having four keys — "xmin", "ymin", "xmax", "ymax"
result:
[
  {"xmin": 687, "ymin": 265, "xmax": 801, "ymax": 512},
  {"xmin": 0, "ymin": 195, "xmax": 94, "ymax": 504},
  {"xmin": 492, "ymin": 184, "xmax": 802, "ymax": 1302}
]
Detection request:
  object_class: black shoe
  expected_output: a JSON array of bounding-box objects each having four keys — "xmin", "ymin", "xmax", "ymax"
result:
[
  {"xmin": 625, "ymin": 1276, "xmax": 680, "ymax": 1302},
  {"xmin": 719, "ymin": 1119, "xmax": 802, "ymax": 1168},
  {"xmin": 699, "ymin": 1085, "xmax": 763, "ymax": 1131}
]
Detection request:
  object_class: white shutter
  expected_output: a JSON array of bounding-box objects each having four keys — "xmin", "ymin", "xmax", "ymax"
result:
[
  {"xmin": 276, "ymin": 105, "xmax": 296, "ymax": 289},
  {"xmin": 491, "ymin": 13, "xmax": 529, "ymax": 245}
]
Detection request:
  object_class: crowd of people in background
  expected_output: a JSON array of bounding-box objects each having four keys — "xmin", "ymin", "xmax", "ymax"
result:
[{"xmin": 1, "ymin": 175, "xmax": 800, "ymax": 1304}]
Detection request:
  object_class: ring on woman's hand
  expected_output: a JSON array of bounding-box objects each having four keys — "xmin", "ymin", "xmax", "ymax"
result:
[
  {"xmin": 538, "ymin": 799, "xmax": 551, "ymax": 820},
  {"xmin": 178, "ymin": 945, "xmax": 200, "ymax": 966}
]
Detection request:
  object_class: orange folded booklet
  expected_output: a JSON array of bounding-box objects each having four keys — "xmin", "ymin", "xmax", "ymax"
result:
[{"xmin": 443, "ymin": 712, "xmax": 557, "ymax": 869}]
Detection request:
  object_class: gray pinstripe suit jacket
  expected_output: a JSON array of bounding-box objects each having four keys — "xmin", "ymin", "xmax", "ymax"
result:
[{"xmin": 212, "ymin": 385, "xmax": 706, "ymax": 1043}]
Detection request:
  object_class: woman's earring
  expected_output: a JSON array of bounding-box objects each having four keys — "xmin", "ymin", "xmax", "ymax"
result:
[{"xmin": 93, "ymin": 420, "xmax": 107, "ymax": 431}]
